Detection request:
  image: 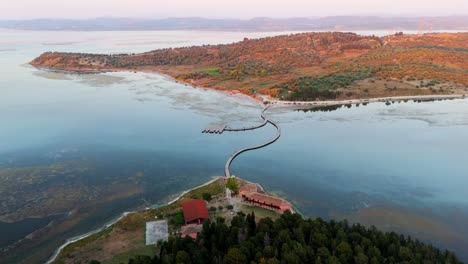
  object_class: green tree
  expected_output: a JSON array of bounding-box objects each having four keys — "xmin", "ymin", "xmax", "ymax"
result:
[
  {"xmin": 223, "ymin": 248, "xmax": 247, "ymax": 264},
  {"xmin": 336, "ymin": 241, "xmax": 353, "ymax": 263},
  {"xmin": 125, "ymin": 210, "xmax": 463, "ymax": 264},
  {"xmin": 202, "ymin": 192, "xmax": 212, "ymax": 201},
  {"xmin": 226, "ymin": 178, "xmax": 240, "ymax": 193},
  {"xmin": 399, "ymin": 246, "xmax": 413, "ymax": 261},
  {"xmin": 170, "ymin": 210, "xmax": 185, "ymax": 226},
  {"xmin": 263, "ymin": 246, "xmax": 276, "ymax": 258},
  {"xmin": 175, "ymin": 250, "xmax": 191, "ymax": 264},
  {"xmin": 247, "ymin": 212, "xmax": 256, "ymax": 236},
  {"xmin": 328, "ymin": 256, "xmax": 341, "ymax": 264},
  {"xmin": 267, "ymin": 258, "xmax": 280, "ymax": 264},
  {"xmin": 355, "ymin": 253, "xmax": 369, "ymax": 264},
  {"xmin": 316, "ymin": 247, "xmax": 330, "ymax": 259},
  {"xmin": 128, "ymin": 255, "xmax": 152, "ymax": 264}
]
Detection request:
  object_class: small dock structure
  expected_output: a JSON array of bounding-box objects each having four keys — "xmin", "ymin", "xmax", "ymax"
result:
[{"xmin": 202, "ymin": 124, "xmax": 226, "ymax": 134}]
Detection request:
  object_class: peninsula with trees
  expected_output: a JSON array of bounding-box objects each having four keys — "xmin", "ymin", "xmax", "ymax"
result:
[{"xmin": 31, "ymin": 32, "xmax": 468, "ymax": 102}]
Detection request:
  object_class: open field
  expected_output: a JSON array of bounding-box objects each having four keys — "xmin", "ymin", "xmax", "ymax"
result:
[{"xmin": 239, "ymin": 204, "xmax": 280, "ymax": 220}]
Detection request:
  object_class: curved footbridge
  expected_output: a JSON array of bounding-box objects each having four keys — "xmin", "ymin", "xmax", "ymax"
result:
[
  {"xmin": 224, "ymin": 117, "xmax": 268, "ymax": 132},
  {"xmin": 202, "ymin": 115, "xmax": 268, "ymax": 134},
  {"xmin": 202, "ymin": 106, "xmax": 281, "ymax": 177}
]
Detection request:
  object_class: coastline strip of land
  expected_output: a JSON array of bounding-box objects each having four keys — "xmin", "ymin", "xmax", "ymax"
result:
[
  {"xmin": 45, "ymin": 177, "xmax": 221, "ymax": 264},
  {"xmin": 30, "ymin": 32, "xmax": 468, "ymax": 104},
  {"xmin": 269, "ymin": 94, "xmax": 467, "ymax": 108}
]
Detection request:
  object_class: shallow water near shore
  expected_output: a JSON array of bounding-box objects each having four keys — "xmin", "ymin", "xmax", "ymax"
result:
[{"xmin": 1, "ymin": 29, "xmax": 468, "ymax": 262}]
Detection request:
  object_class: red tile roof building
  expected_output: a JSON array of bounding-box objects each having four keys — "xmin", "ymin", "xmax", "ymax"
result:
[
  {"xmin": 181, "ymin": 224, "xmax": 203, "ymax": 239},
  {"xmin": 241, "ymin": 191, "xmax": 292, "ymax": 213},
  {"xmin": 181, "ymin": 199, "xmax": 209, "ymax": 225},
  {"xmin": 238, "ymin": 183, "xmax": 258, "ymax": 196}
]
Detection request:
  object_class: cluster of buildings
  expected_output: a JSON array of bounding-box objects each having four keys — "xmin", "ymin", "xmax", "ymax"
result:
[
  {"xmin": 146, "ymin": 179, "xmax": 293, "ymax": 244},
  {"xmin": 146, "ymin": 199, "xmax": 209, "ymax": 245}
]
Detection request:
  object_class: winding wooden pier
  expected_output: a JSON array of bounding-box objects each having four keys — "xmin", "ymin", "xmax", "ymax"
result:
[
  {"xmin": 223, "ymin": 106, "xmax": 281, "ymax": 177},
  {"xmin": 202, "ymin": 106, "xmax": 281, "ymax": 177},
  {"xmin": 202, "ymin": 117, "xmax": 268, "ymax": 134},
  {"xmin": 224, "ymin": 107, "xmax": 281, "ymax": 177},
  {"xmin": 224, "ymin": 119, "xmax": 268, "ymax": 132}
]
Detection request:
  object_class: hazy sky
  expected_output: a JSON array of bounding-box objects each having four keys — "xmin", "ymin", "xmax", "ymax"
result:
[{"xmin": 1, "ymin": 0, "xmax": 467, "ymax": 19}]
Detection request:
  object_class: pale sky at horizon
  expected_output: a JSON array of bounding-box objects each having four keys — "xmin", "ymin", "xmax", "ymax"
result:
[{"xmin": 1, "ymin": 0, "xmax": 467, "ymax": 20}]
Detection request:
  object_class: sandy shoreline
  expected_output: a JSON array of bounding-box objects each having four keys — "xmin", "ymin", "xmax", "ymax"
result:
[
  {"xmin": 31, "ymin": 65, "xmax": 265, "ymax": 108},
  {"xmin": 140, "ymin": 69, "xmax": 265, "ymax": 107},
  {"xmin": 268, "ymin": 94, "xmax": 467, "ymax": 109},
  {"xmin": 142, "ymin": 69, "xmax": 468, "ymax": 112},
  {"xmin": 138, "ymin": 68, "xmax": 468, "ymax": 108},
  {"xmin": 32, "ymin": 65, "xmax": 467, "ymax": 111}
]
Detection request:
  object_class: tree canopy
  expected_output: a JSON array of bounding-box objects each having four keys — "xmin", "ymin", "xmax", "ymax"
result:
[
  {"xmin": 225, "ymin": 178, "xmax": 240, "ymax": 193},
  {"xmin": 123, "ymin": 211, "xmax": 462, "ymax": 264}
]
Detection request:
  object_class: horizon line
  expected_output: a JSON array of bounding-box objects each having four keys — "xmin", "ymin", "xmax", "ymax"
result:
[{"xmin": 2, "ymin": 14, "xmax": 468, "ymax": 21}]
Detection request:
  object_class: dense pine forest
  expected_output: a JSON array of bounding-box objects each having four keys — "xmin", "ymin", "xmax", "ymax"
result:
[{"xmin": 100, "ymin": 211, "xmax": 463, "ymax": 264}]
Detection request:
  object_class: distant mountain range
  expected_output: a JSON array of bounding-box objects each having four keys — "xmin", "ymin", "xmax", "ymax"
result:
[{"xmin": 1, "ymin": 16, "xmax": 467, "ymax": 31}]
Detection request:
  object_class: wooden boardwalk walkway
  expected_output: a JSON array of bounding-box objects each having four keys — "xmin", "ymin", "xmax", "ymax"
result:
[
  {"xmin": 202, "ymin": 117, "xmax": 267, "ymax": 134},
  {"xmin": 201, "ymin": 106, "xmax": 281, "ymax": 178},
  {"xmin": 224, "ymin": 106, "xmax": 281, "ymax": 177},
  {"xmin": 224, "ymin": 119, "xmax": 268, "ymax": 132}
]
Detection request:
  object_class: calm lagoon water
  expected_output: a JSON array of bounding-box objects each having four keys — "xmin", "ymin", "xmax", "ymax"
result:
[{"xmin": 1, "ymin": 29, "xmax": 468, "ymax": 261}]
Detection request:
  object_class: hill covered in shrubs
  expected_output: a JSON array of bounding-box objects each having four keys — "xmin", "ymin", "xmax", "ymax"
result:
[{"xmin": 31, "ymin": 32, "xmax": 468, "ymax": 101}]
